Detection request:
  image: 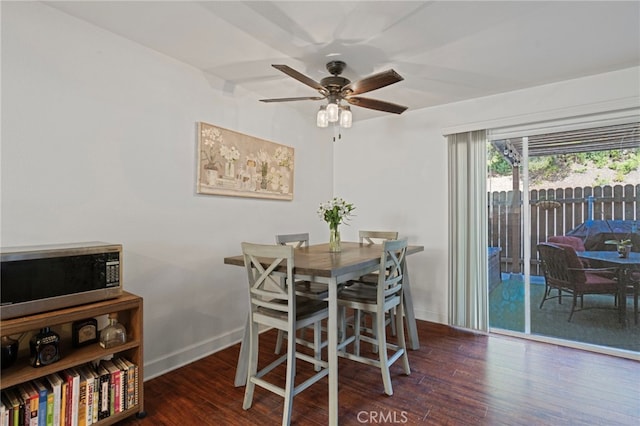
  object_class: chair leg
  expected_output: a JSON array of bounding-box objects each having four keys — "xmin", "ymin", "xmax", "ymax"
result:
[
  {"xmin": 376, "ymin": 308, "xmax": 393, "ymax": 396},
  {"xmin": 371, "ymin": 313, "xmax": 379, "ymax": 353},
  {"xmin": 539, "ymin": 284, "xmax": 550, "ymax": 309},
  {"xmin": 313, "ymin": 321, "xmax": 322, "ymax": 372},
  {"xmin": 275, "ymin": 330, "xmax": 285, "ymax": 354},
  {"xmin": 243, "ymin": 320, "xmax": 259, "ymax": 410},
  {"xmin": 634, "ymin": 285, "xmax": 639, "ymax": 325},
  {"xmin": 568, "ymin": 293, "xmax": 578, "ymax": 322},
  {"xmin": 353, "ymin": 309, "xmax": 362, "ymax": 356},
  {"xmin": 389, "ymin": 308, "xmax": 397, "ymax": 336},
  {"xmin": 396, "ymin": 300, "xmax": 411, "ymax": 376},
  {"xmin": 282, "ymin": 329, "xmax": 296, "ymax": 426}
]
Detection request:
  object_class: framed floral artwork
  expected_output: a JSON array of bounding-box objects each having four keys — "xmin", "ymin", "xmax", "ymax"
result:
[{"xmin": 197, "ymin": 122, "xmax": 294, "ymax": 200}]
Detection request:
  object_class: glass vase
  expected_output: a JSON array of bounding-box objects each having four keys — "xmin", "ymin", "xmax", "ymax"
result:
[{"xmin": 329, "ymin": 226, "xmax": 341, "ymax": 253}]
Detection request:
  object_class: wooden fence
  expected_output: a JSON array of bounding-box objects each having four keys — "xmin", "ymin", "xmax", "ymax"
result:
[{"xmin": 488, "ymin": 184, "xmax": 640, "ymax": 275}]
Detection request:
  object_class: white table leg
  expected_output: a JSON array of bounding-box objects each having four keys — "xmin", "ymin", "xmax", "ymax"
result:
[
  {"xmin": 328, "ymin": 277, "xmax": 338, "ymax": 425},
  {"xmin": 234, "ymin": 314, "xmax": 250, "ymax": 386}
]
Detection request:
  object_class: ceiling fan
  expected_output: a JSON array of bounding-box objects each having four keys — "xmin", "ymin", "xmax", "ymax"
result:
[{"xmin": 259, "ymin": 61, "xmax": 408, "ymax": 118}]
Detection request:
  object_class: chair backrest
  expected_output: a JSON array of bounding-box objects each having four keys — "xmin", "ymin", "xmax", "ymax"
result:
[
  {"xmin": 537, "ymin": 243, "xmax": 586, "ymax": 286},
  {"xmin": 548, "ymin": 235, "xmax": 586, "ymax": 252},
  {"xmin": 242, "ymin": 242, "xmax": 295, "ymax": 319},
  {"xmin": 276, "ymin": 233, "xmax": 309, "ymax": 248},
  {"xmin": 359, "ymin": 230, "xmax": 399, "ymax": 245},
  {"xmin": 376, "ymin": 239, "xmax": 408, "ymax": 305}
]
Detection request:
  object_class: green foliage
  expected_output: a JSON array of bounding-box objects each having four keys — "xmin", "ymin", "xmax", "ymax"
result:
[
  {"xmin": 487, "ymin": 144, "xmax": 638, "ymax": 184},
  {"xmin": 487, "ymin": 144, "xmax": 512, "ymax": 176}
]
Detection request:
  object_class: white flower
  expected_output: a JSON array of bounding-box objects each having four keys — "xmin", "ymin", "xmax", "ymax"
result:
[
  {"xmin": 274, "ymin": 146, "xmax": 293, "ymax": 168},
  {"xmin": 317, "ymin": 197, "xmax": 356, "ymax": 229},
  {"xmin": 220, "ymin": 145, "xmax": 240, "ymax": 162}
]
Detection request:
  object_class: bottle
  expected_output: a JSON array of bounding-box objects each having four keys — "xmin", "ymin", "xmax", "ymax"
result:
[
  {"xmin": 99, "ymin": 313, "xmax": 127, "ymax": 349},
  {"xmin": 29, "ymin": 327, "xmax": 60, "ymax": 367}
]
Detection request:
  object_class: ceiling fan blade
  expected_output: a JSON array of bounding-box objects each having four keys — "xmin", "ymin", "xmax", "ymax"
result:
[
  {"xmin": 272, "ymin": 64, "xmax": 328, "ymax": 94},
  {"xmin": 341, "ymin": 69, "xmax": 404, "ymax": 96},
  {"xmin": 346, "ymin": 97, "xmax": 408, "ymax": 114},
  {"xmin": 260, "ymin": 96, "xmax": 326, "ymax": 103}
]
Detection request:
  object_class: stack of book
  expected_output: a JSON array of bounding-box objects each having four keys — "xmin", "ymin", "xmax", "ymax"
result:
[{"xmin": 0, "ymin": 357, "xmax": 138, "ymax": 426}]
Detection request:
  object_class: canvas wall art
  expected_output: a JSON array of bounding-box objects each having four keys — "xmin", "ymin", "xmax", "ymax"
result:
[{"xmin": 197, "ymin": 122, "xmax": 294, "ymax": 200}]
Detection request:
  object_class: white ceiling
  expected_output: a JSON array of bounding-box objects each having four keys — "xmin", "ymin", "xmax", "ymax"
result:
[{"xmin": 45, "ymin": 1, "xmax": 640, "ymax": 122}]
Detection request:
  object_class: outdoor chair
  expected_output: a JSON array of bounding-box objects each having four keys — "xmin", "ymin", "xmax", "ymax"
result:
[
  {"xmin": 537, "ymin": 242, "xmax": 620, "ymax": 322},
  {"xmin": 336, "ymin": 238, "xmax": 411, "ymax": 396},
  {"xmin": 241, "ymin": 242, "xmax": 329, "ymax": 425}
]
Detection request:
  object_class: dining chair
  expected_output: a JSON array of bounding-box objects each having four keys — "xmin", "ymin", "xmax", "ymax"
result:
[
  {"xmin": 276, "ymin": 233, "xmax": 329, "ymax": 300},
  {"xmin": 274, "ymin": 233, "xmax": 329, "ymax": 359},
  {"xmin": 347, "ymin": 230, "xmax": 400, "ymax": 341},
  {"xmin": 336, "ymin": 239, "xmax": 411, "ymax": 396},
  {"xmin": 537, "ymin": 242, "xmax": 620, "ymax": 322},
  {"xmin": 241, "ymin": 242, "xmax": 329, "ymax": 425}
]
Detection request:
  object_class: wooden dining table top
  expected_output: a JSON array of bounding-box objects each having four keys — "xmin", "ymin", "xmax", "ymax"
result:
[{"xmin": 223, "ymin": 241, "xmax": 425, "ymax": 278}]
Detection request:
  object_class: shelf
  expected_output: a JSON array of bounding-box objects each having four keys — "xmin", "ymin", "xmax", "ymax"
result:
[
  {"xmin": 0, "ymin": 291, "xmax": 145, "ymax": 421},
  {"xmin": 0, "ymin": 339, "xmax": 140, "ymax": 389}
]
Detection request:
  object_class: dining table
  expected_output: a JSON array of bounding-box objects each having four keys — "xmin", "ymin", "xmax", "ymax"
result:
[
  {"xmin": 576, "ymin": 250, "xmax": 640, "ymax": 325},
  {"xmin": 224, "ymin": 241, "xmax": 424, "ymax": 425}
]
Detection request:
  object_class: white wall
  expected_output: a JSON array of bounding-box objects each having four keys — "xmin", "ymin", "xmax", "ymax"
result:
[
  {"xmin": 336, "ymin": 67, "xmax": 640, "ymax": 325},
  {"xmin": 1, "ymin": 2, "xmax": 333, "ymax": 378}
]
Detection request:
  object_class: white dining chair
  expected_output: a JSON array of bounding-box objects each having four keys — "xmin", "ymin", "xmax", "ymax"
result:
[
  {"xmin": 336, "ymin": 238, "xmax": 411, "ymax": 395},
  {"xmin": 346, "ymin": 230, "xmax": 398, "ymax": 340},
  {"xmin": 274, "ymin": 233, "xmax": 329, "ymax": 361},
  {"xmin": 241, "ymin": 242, "xmax": 329, "ymax": 425}
]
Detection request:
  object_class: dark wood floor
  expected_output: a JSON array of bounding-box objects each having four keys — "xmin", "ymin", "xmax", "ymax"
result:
[{"xmin": 119, "ymin": 320, "xmax": 639, "ymax": 425}]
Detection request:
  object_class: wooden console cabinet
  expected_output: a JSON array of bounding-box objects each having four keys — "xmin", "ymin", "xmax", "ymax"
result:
[{"xmin": 1, "ymin": 291, "xmax": 145, "ymax": 424}]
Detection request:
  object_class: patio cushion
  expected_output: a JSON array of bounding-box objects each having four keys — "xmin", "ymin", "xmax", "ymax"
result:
[
  {"xmin": 548, "ymin": 235, "xmax": 586, "ymax": 252},
  {"xmin": 551, "ymin": 243, "xmax": 586, "ymax": 283}
]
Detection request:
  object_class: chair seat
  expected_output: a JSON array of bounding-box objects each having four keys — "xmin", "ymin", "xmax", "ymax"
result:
[
  {"xmin": 258, "ymin": 298, "xmax": 328, "ymax": 320},
  {"xmin": 576, "ymin": 272, "xmax": 619, "ymax": 293}
]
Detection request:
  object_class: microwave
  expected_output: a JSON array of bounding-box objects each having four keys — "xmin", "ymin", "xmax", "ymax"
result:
[{"xmin": 1, "ymin": 242, "xmax": 123, "ymax": 320}]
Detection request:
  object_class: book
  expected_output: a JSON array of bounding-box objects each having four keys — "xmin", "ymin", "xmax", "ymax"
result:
[
  {"xmin": 112, "ymin": 358, "xmax": 132, "ymax": 411},
  {"xmin": 60, "ymin": 369, "xmax": 79, "ymax": 426},
  {"xmin": 3, "ymin": 388, "xmax": 21, "ymax": 426},
  {"xmin": 17, "ymin": 382, "xmax": 38, "ymax": 426},
  {"xmin": 44, "ymin": 374, "xmax": 62, "ymax": 426},
  {"xmin": 76, "ymin": 366, "xmax": 95, "ymax": 426},
  {"xmin": 75, "ymin": 374, "xmax": 86, "ymax": 426},
  {"xmin": 30, "ymin": 381, "xmax": 48, "ymax": 426},
  {"xmin": 0, "ymin": 394, "xmax": 8, "ymax": 426},
  {"xmin": 119, "ymin": 358, "xmax": 138, "ymax": 408},
  {"xmin": 93, "ymin": 364, "xmax": 110, "ymax": 421},
  {"xmin": 68, "ymin": 371, "xmax": 79, "ymax": 426},
  {"xmin": 99, "ymin": 361, "xmax": 121, "ymax": 415},
  {"xmin": 59, "ymin": 381, "xmax": 67, "ymax": 426}
]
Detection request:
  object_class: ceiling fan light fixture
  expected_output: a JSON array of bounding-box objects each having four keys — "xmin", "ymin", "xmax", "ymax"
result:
[
  {"xmin": 327, "ymin": 102, "xmax": 339, "ymax": 122},
  {"xmin": 317, "ymin": 105, "xmax": 328, "ymax": 127},
  {"xmin": 340, "ymin": 106, "xmax": 352, "ymax": 128}
]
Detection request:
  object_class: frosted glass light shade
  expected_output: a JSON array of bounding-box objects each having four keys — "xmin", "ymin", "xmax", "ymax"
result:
[
  {"xmin": 317, "ymin": 107, "xmax": 328, "ymax": 127},
  {"xmin": 327, "ymin": 102, "xmax": 339, "ymax": 122},
  {"xmin": 340, "ymin": 108, "xmax": 352, "ymax": 128}
]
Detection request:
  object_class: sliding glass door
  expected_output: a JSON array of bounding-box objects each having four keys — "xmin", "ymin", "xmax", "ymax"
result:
[{"xmin": 487, "ymin": 122, "xmax": 639, "ymax": 354}]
